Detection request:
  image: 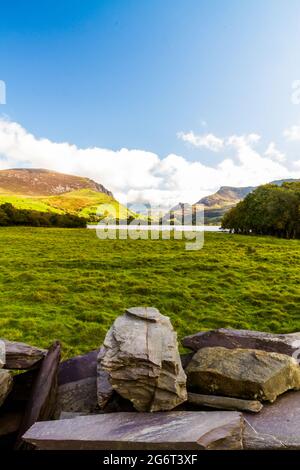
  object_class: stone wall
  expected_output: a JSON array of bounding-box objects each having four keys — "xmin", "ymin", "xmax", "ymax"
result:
[{"xmin": 1, "ymin": 307, "xmax": 300, "ymax": 450}]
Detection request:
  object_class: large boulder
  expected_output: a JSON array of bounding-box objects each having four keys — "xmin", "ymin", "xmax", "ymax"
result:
[
  {"xmin": 186, "ymin": 347, "xmax": 300, "ymax": 402},
  {"xmin": 0, "ymin": 370, "xmax": 13, "ymax": 407},
  {"xmin": 182, "ymin": 328, "xmax": 300, "ymax": 356},
  {"xmin": 98, "ymin": 307, "xmax": 187, "ymax": 412}
]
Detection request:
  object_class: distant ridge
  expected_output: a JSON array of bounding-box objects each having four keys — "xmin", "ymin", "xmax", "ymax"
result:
[
  {"xmin": 271, "ymin": 178, "xmax": 299, "ymax": 186},
  {"xmin": 197, "ymin": 186, "xmax": 256, "ymax": 209},
  {"xmin": 0, "ymin": 168, "xmax": 113, "ymax": 197},
  {"xmin": 196, "ymin": 179, "xmax": 300, "ymax": 211},
  {"xmin": 169, "ymin": 178, "xmax": 300, "ymax": 225}
]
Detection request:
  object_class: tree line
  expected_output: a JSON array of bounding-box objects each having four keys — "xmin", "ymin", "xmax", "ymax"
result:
[
  {"xmin": 0, "ymin": 203, "xmax": 86, "ymax": 228},
  {"xmin": 221, "ymin": 181, "xmax": 300, "ymax": 239}
]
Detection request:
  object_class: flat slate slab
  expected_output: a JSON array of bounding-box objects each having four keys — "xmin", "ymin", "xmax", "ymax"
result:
[
  {"xmin": 15, "ymin": 341, "xmax": 61, "ymax": 450},
  {"xmin": 23, "ymin": 411, "xmax": 244, "ymax": 450},
  {"xmin": 243, "ymin": 390, "xmax": 300, "ymax": 449},
  {"xmin": 58, "ymin": 350, "xmax": 98, "ymax": 386},
  {"xmin": 182, "ymin": 328, "xmax": 300, "ymax": 356},
  {"xmin": 2, "ymin": 340, "xmax": 46, "ymax": 370}
]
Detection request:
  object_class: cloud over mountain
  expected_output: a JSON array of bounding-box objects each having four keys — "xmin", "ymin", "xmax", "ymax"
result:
[{"xmin": 0, "ymin": 118, "xmax": 299, "ymax": 208}]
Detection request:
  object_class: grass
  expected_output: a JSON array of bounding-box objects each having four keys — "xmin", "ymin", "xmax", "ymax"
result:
[
  {"xmin": 0, "ymin": 194, "xmax": 63, "ymax": 213},
  {"xmin": 0, "ymin": 227, "xmax": 299, "ymax": 359},
  {"xmin": 0, "ymin": 189, "xmax": 133, "ymax": 220}
]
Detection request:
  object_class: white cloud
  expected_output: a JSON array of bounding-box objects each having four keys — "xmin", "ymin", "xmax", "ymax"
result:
[
  {"xmin": 0, "ymin": 118, "xmax": 299, "ymax": 208},
  {"xmin": 264, "ymin": 142, "xmax": 286, "ymax": 162},
  {"xmin": 283, "ymin": 124, "xmax": 300, "ymax": 141},
  {"xmin": 177, "ymin": 131, "xmax": 224, "ymax": 152},
  {"xmin": 227, "ymin": 133, "xmax": 261, "ymax": 148},
  {"xmin": 293, "ymin": 160, "xmax": 300, "ymax": 168}
]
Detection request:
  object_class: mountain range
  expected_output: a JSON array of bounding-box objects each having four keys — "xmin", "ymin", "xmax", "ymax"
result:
[
  {"xmin": 0, "ymin": 169, "xmax": 298, "ymax": 224},
  {"xmin": 169, "ymin": 179, "xmax": 300, "ymax": 225}
]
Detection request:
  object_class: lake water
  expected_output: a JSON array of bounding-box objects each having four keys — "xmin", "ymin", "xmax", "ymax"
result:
[{"xmin": 87, "ymin": 224, "xmax": 225, "ymax": 232}]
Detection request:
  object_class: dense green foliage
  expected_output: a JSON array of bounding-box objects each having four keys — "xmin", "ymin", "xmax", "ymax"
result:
[
  {"xmin": 222, "ymin": 182, "xmax": 300, "ymax": 238},
  {"xmin": 0, "ymin": 203, "xmax": 86, "ymax": 228},
  {"xmin": 0, "ymin": 227, "xmax": 299, "ymax": 358}
]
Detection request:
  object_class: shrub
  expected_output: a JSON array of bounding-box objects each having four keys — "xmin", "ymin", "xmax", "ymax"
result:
[{"xmin": 0, "ymin": 203, "xmax": 86, "ymax": 228}]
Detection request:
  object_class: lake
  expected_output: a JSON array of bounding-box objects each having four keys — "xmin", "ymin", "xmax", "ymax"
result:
[{"xmin": 87, "ymin": 224, "xmax": 225, "ymax": 232}]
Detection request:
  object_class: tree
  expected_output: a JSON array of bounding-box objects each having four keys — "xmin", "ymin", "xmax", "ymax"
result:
[
  {"xmin": 0, "ymin": 203, "xmax": 87, "ymax": 228},
  {"xmin": 221, "ymin": 182, "xmax": 300, "ymax": 239}
]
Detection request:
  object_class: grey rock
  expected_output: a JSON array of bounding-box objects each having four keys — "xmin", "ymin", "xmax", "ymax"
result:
[
  {"xmin": 55, "ymin": 350, "xmax": 99, "ymax": 416},
  {"xmin": 182, "ymin": 328, "xmax": 300, "ymax": 355},
  {"xmin": 56, "ymin": 378, "xmax": 98, "ymax": 416},
  {"xmin": 0, "ymin": 370, "xmax": 13, "ymax": 406},
  {"xmin": 58, "ymin": 350, "xmax": 98, "ymax": 386},
  {"xmin": 2, "ymin": 339, "xmax": 46, "ymax": 370},
  {"xmin": 98, "ymin": 307, "xmax": 187, "ymax": 411},
  {"xmin": 23, "ymin": 411, "xmax": 244, "ymax": 450},
  {"xmin": 186, "ymin": 346, "xmax": 300, "ymax": 402},
  {"xmin": 15, "ymin": 341, "xmax": 61, "ymax": 450},
  {"xmin": 97, "ymin": 346, "xmax": 114, "ymax": 409},
  {"xmin": 243, "ymin": 390, "xmax": 300, "ymax": 449}
]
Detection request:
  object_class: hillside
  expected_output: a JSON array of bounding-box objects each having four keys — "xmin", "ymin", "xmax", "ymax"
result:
[
  {"xmin": 190, "ymin": 180, "xmax": 299, "ymax": 225},
  {"xmin": 196, "ymin": 186, "xmax": 256, "ymax": 224},
  {"xmin": 197, "ymin": 186, "xmax": 255, "ymax": 209},
  {"xmin": 167, "ymin": 180, "xmax": 300, "ymax": 225},
  {"xmin": 0, "ymin": 169, "xmax": 131, "ymax": 221},
  {"xmin": 166, "ymin": 187, "xmax": 255, "ymax": 225},
  {"xmin": 0, "ymin": 168, "xmax": 113, "ymax": 196}
]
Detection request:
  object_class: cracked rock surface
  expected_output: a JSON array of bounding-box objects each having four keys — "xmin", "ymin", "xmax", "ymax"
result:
[
  {"xmin": 97, "ymin": 307, "xmax": 187, "ymax": 411},
  {"xmin": 186, "ymin": 346, "xmax": 300, "ymax": 402},
  {"xmin": 243, "ymin": 390, "xmax": 300, "ymax": 449}
]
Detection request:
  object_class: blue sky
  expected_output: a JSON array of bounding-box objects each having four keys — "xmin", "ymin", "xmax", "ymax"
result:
[{"xmin": 0, "ymin": 0, "xmax": 300, "ymax": 206}]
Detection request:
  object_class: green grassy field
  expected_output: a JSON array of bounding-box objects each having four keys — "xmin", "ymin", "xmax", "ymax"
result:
[
  {"xmin": 0, "ymin": 188, "xmax": 133, "ymax": 220},
  {"xmin": 0, "ymin": 227, "xmax": 299, "ymax": 358}
]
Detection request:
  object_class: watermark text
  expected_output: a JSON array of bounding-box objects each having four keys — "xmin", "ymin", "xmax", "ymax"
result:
[{"xmin": 93, "ymin": 202, "xmax": 205, "ymax": 251}]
